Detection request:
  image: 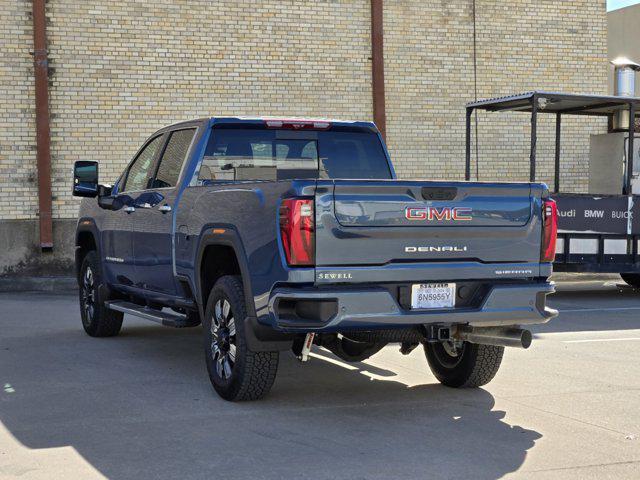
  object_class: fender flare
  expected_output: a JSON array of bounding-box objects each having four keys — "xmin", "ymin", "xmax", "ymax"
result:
[
  {"xmin": 194, "ymin": 225, "xmax": 292, "ymax": 352},
  {"xmin": 195, "ymin": 225, "xmax": 256, "ymax": 317},
  {"xmin": 75, "ymin": 218, "xmax": 101, "ymax": 281}
]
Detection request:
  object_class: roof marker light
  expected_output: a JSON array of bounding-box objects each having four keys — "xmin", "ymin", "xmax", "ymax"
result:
[{"xmin": 265, "ymin": 120, "xmax": 331, "ymax": 130}]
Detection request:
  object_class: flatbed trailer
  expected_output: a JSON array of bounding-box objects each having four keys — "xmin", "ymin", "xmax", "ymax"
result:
[{"xmin": 465, "ymin": 91, "xmax": 640, "ymax": 277}]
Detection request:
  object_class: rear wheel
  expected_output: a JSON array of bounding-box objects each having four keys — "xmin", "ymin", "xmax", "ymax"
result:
[
  {"xmin": 621, "ymin": 273, "xmax": 640, "ymax": 288},
  {"xmin": 203, "ymin": 275, "xmax": 279, "ymax": 401},
  {"xmin": 424, "ymin": 341, "xmax": 504, "ymax": 388},
  {"xmin": 79, "ymin": 251, "xmax": 123, "ymax": 337}
]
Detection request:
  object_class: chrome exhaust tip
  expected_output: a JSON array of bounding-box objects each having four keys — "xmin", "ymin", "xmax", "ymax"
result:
[{"xmin": 455, "ymin": 326, "xmax": 532, "ymax": 349}]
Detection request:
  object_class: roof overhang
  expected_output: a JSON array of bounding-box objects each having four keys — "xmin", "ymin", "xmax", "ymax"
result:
[{"xmin": 466, "ymin": 91, "xmax": 640, "ymax": 117}]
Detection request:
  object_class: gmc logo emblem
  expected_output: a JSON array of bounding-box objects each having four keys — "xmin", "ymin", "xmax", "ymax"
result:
[{"xmin": 405, "ymin": 206, "xmax": 473, "ymax": 222}]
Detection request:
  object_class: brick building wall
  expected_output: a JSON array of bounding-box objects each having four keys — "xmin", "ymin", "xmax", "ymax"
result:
[
  {"xmin": 0, "ymin": 0, "xmax": 608, "ymax": 275},
  {"xmin": 0, "ymin": 0, "xmax": 37, "ymax": 219},
  {"xmin": 384, "ymin": 0, "xmax": 608, "ymax": 190}
]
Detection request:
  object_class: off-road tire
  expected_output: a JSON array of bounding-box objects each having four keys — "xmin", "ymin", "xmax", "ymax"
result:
[
  {"xmin": 621, "ymin": 273, "xmax": 640, "ymax": 288},
  {"xmin": 79, "ymin": 251, "xmax": 123, "ymax": 337},
  {"xmin": 424, "ymin": 341, "xmax": 504, "ymax": 388},
  {"xmin": 203, "ymin": 275, "xmax": 279, "ymax": 401}
]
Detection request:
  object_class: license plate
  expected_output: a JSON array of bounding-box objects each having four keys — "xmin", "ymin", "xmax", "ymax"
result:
[{"xmin": 411, "ymin": 283, "xmax": 456, "ymax": 309}]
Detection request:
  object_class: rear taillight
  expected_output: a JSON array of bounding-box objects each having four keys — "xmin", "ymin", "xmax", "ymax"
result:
[
  {"xmin": 279, "ymin": 198, "xmax": 315, "ymax": 266},
  {"xmin": 541, "ymin": 199, "xmax": 558, "ymax": 262}
]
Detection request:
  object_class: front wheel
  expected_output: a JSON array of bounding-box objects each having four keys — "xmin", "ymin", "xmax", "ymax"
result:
[
  {"xmin": 203, "ymin": 275, "xmax": 279, "ymax": 401},
  {"xmin": 424, "ymin": 341, "xmax": 504, "ymax": 388},
  {"xmin": 78, "ymin": 251, "xmax": 123, "ymax": 337}
]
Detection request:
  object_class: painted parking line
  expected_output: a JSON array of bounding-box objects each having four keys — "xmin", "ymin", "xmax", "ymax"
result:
[
  {"xmin": 562, "ymin": 337, "xmax": 640, "ymax": 344},
  {"xmin": 536, "ymin": 329, "xmax": 640, "ymax": 343}
]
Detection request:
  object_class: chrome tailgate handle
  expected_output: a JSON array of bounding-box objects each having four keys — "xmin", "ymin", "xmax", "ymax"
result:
[
  {"xmin": 159, "ymin": 204, "xmax": 172, "ymax": 214},
  {"xmin": 421, "ymin": 187, "xmax": 457, "ymax": 201}
]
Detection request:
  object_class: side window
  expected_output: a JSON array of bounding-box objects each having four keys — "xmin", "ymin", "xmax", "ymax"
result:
[
  {"xmin": 122, "ymin": 135, "xmax": 164, "ymax": 192},
  {"xmin": 152, "ymin": 129, "xmax": 196, "ymax": 188}
]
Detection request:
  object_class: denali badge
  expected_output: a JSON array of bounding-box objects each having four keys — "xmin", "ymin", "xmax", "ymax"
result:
[
  {"xmin": 405, "ymin": 206, "xmax": 472, "ymax": 222},
  {"xmin": 405, "ymin": 246, "xmax": 468, "ymax": 253}
]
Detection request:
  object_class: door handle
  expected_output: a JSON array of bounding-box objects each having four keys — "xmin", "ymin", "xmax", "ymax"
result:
[
  {"xmin": 124, "ymin": 206, "xmax": 135, "ymax": 214},
  {"xmin": 159, "ymin": 204, "xmax": 172, "ymax": 214}
]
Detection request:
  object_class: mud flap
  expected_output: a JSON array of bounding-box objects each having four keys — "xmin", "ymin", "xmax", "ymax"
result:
[{"xmin": 244, "ymin": 315, "xmax": 294, "ymax": 352}]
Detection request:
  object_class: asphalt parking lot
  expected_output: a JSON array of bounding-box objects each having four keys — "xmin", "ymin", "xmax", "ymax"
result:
[{"xmin": 1, "ymin": 281, "xmax": 639, "ymax": 480}]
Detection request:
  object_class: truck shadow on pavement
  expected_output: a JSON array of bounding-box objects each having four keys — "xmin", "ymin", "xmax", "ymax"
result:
[{"xmin": 0, "ymin": 308, "xmax": 541, "ymax": 480}]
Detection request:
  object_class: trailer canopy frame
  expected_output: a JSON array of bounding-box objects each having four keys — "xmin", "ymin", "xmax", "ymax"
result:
[{"xmin": 465, "ymin": 91, "xmax": 640, "ymax": 195}]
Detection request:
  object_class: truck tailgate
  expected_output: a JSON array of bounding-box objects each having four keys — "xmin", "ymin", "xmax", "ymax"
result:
[{"xmin": 315, "ymin": 180, "xmax": 542, "ymax": 267}]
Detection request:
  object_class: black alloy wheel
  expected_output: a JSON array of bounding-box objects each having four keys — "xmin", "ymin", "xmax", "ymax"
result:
[
  {"xmin": 81, "ymin": 265, "xmax": 96, "ymax": 326},
  {"xmin": 78, "ymin": 251, "xmax": 123, "ymax": 337},
  {"xmin": 210, "ymin": 297, "xmax": 237, "ymax": 380}
]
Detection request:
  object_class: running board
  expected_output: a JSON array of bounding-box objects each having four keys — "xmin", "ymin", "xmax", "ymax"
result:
[{"xmin": 105, "ymin": 300, "xmax": 199, "ymax": 328}]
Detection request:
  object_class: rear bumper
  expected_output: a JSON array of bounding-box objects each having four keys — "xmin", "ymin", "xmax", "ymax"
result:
[{"xmin": 268, "ymin": 282, "xmax": 557, "ymax": 332}]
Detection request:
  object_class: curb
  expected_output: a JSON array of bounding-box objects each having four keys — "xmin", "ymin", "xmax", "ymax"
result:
[{"xmin": 0, "ymin": 276, "xmax": 77, "ymax": 293}]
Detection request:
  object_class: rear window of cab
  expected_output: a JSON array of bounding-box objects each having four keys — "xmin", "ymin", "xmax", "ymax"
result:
[{"xmin": 197, "ymin": 125, "xmax": 392, "ymax": 183}]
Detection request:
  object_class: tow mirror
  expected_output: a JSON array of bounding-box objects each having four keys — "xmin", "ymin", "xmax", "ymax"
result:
[{"xmin": 73, "ymin": 161, "xmax": 99, "ymax": 198}]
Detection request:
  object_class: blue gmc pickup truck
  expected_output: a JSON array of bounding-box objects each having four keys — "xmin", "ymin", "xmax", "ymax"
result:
[{"xmin": 72, "ymin": 117, "xmax": 558, "ymax": 401}]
